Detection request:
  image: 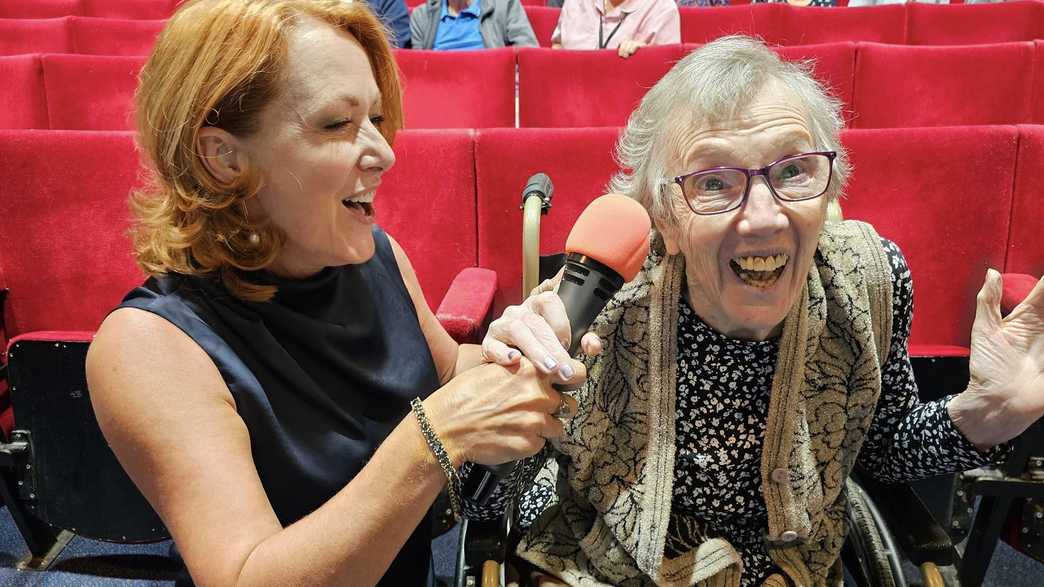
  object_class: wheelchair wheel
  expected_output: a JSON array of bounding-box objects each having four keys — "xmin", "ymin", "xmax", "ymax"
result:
[{"xmin": 844, "ymin": 479, "xmax": 908, "ymax": 587}]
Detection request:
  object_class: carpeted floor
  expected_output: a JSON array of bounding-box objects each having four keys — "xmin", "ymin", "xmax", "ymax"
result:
[{"xmin": 0, "ymin": 506, "xmax": 1039, "ymax": 586}]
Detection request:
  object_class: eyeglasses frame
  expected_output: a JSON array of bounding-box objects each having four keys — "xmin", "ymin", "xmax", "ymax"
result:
[{"xmin": 669, "ymin": 151, "xmax": 838, "ymax": 216}]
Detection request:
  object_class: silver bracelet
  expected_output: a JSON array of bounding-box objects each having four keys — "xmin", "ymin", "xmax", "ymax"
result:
[{"xmin": 410, "ymin": 398, "xmax": 463, "ymax": 520}]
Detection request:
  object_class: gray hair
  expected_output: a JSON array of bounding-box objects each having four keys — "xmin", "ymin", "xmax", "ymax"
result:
[{"xmin": 608, "ymin": 36, "xmax": 850, "ymax": 228}]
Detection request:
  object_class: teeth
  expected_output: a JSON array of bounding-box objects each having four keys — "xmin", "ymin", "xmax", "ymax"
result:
[
  {"xmin": 734, "ymin": 254, "xmax": 788, "ymax": 271},
  {"xmin": 343, "ymin": 191, "xmax": 375, "ymax": 204}
]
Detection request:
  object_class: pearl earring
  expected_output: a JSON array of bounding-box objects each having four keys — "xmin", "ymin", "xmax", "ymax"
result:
[{"xmin": 248, "ymin": 232, "xmax": 260, "ymax": 245}]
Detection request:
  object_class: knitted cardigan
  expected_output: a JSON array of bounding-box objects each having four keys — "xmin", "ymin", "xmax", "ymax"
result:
[{"xmin": 516, "ymin": 220, "xmax": 893, "ymax": 586}]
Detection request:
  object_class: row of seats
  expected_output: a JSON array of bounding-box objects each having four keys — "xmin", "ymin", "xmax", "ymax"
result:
[
  {"xmin": 3, "ymin": 1, "xmax": 1044, "ymax": 57},
  {"xmin": 3, "ymin": 42, "xmax": 1043, "ymax": 131},
  {"xmin": 1, "ymin": 125, "xmax": 1041, "ymax": 369}
]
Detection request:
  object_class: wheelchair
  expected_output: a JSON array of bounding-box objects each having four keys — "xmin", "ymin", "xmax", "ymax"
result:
[{"xmin": 453, "ymin": 181, "xmax": 1044, "ymax": 587}]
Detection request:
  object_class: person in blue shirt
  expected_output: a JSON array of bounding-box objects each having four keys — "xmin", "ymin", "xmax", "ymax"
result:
[
  {"xmin": 362, "ymin": 0, "xmax": 412, "ymax": 47},
  {"xmin": 410, "ymin": 0, "xmax": 537, "ymax": 50}
]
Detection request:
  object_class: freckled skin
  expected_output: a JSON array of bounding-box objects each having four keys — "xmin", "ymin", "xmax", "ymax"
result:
[{"xmin": 657, "ymin": 78, "xmax": 829, "ymax": 341}]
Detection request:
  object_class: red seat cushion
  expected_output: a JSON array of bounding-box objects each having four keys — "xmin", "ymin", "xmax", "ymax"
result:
[
  {"xmin": 524, "ymin": 6, "xmax": 559, "ymax": 48},
  {"xmin": 0, "ymin": 17, "xmax": 71, "ymax": 56},
  {"xmin": 80, "ymin": 0, "xmax": 174, "ymax": 19},
  {"xmin": 852, "ymin": 42, "xmax": 1034, "ymax": 129},
  {"xmin": 70, "ymin": 16, "xmax": 164, "ymax": 56},
  {"xmin": 906, "ymin": 2, "xmax": 1043, "ymax": 45},
  {"xmin": 394, "ymin": 48, "xmax": 515, "ymax": 129},
  {"xmin": 42, "ymin": 54, "xmax": 145, "ymax": 130},
  {"xmin": 0, "ymin": 0, "xmax": 80, "ymax": 18},
  {"xmin": 476, "ymin": 127, "xmax": 621, "ymax": 309},
  {"xmin": 776, "ymin": 4, "xmax": 905, "ymax": 46},
  {"xmin": 518, "ymin": 45, "xmax": 686, "ymax": 128},
  {"xmin": 774, "ymin": 43, "xmax": 856, "ymax": 125},
  {"xmin": 0, "ymin": 130, "xmax": 145, "ymax": 339},
  {"xmin": 1006, "ymin": 125, "xmax": 1044, "ymax": 276},
  {"xmin": 377, "ymin": 129, "xmax": 478, "ymax": 309},
  {"xmin": 840, "ymin": 126, "xmax": 1017, "ymax": 349},
  {"xmin": 0, "ymin": 54, "xmax": 48, "ymax": 128},
  {"xmin": 679, "ymin": 4, "xmax": 784, "ymax": 45}
]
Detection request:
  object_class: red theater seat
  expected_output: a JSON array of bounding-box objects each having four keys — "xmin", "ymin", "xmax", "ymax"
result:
[
  {"xmin": 906, "ymin": 2, "xmax": 1043, "ymax": 46},
  {"xmin": 1034, "ymin": 41, "xmax": 1044, "ymax": 124},
  {"xmin": 0, "ymin": 0, "xmax": 80, "ymax": 18},
  {"xmin": 394, "ymin": 48, "xmax": 515, "ymax": 128},
  {"xmin": 679, "ymin": 4, "xmax": 784, "ymax": 46},
  {"xmin": 42, "ymin": 54, "xmax": 145, "ymax": 130},
  {"xmin": 776, "ymin": 5, "xmax": 905, "ymax": 46},
  {"xmin": 775, "ymin": 43, "xmax": 856, "ymax": 124},
  {"xmin": 80, "ymin": 0, "xmax": 174, "ymax": 19},
  {"xmin": 0, "ymin": 130, "xmax": 146, "ymax": 341},
  {"xmin": 0, "ymin": 17, "xmax": 71, "ymax": 56},
  {"xmin": 524, "ymin": 6, "xmax": 559, "ymax": 47},
  {"xmin": 840, "ymin": 126, "xmax": 1017, "ymax": 353},
  {"xmin": 0, "ymin": 55, "xmax": 48, "ymax": 129},
  {"xmin": 377, "ymin": 129, "xmax": 479, "ymax": 309},
  {"xmin": 518, "ymin": 45, "xmax": 686, "ymax": 128},
  {"xmin": 1006, "ymin": 125, "xmax": 1044, "ymax": 276},
  {"xmin": 70, "ymin": 17, "xmax": 164, "ymax": 56},
  {"xmin": 475, "ymin": 127, "xmax": 621, "ymax": 307},
  {"xmin": 851, "ymin": 42, "xmax": 1034, "ymax": 129}
]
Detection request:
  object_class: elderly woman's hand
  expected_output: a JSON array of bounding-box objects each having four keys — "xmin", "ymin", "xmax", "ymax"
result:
[
  {"xmin": 480, "ymin": 272, "xmax": 603, "ymax": 385},
  {"xmin": 949, "ymin": 270, "xmax": 1044, "ymax": 450},
  {"xmin": 618, "ymin": 39, "xmax": 646, "ymax": 59}
]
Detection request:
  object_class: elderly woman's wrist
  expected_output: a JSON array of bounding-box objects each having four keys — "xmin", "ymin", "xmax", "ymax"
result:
[{"xmin": 947, "ymin": 390, "xmax": 1010, "ymax": 451}]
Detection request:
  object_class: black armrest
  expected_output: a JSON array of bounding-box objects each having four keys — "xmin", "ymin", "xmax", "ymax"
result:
[{"xmin": 855, "ymin": 470, "xmax": 957, "ymax": 566}]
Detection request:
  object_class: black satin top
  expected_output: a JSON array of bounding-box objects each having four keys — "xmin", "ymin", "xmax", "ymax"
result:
[{"xmin": 119, "ymin": 227, "xmax": 441, "ymax": 585}]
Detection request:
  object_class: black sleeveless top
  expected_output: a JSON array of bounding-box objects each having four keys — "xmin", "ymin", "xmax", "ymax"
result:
[{"xmin": 119, "ymin": 227, "xmax": 441, "ymax": 586}]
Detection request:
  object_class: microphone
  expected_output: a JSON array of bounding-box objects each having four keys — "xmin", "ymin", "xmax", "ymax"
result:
[{"xmin": 556, "ymin": 194, "xmax": 651, "ymax": 353}]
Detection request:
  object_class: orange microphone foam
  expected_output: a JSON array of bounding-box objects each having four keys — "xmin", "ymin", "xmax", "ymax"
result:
[{"xmin": 565, "ymin": 194, "xmax": 651, "ymax": 281}]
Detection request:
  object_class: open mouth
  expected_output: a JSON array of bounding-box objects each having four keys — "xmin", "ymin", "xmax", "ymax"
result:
[
  {"xmin": 342, "ymin": 192, "xmax": 375, "ymax": 218},
  {"xmin": 729, "ymin": 253, "xmax": 789, "ymax": 289}
]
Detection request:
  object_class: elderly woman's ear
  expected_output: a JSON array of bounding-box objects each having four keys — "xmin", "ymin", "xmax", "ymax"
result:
[{"xmin": 198, "ymin": 127, "xmax": 247, "ymax": 186}]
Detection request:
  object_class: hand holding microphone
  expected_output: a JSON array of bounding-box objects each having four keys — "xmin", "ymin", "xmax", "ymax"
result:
[{"xmin": 481, "ymin": 193, "xmax": 652, "ymax": 392}]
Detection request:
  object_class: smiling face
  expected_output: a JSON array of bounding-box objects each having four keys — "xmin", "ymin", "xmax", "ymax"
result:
[
  {"xmin": 658, "ymin": 78, "xmax": 829, "ymax": 341},
  {"xmin": 240, "ymin": 17, "xmax": 395, "ymax": 278}
]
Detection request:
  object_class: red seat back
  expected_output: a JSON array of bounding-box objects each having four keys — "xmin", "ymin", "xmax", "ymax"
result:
[
  {"xmin": 42, "ymin": 54, "xmax": 145, "ymax": 130},
  {"xmin": 476, "ymin": 127, "xmax": 621, "ymax": 308},
  {"xmin": 524, "ymin": 6, "xmax": 559, "ymax": 48},
  {"xmin": 518, "ymin": 45, "xmax": 686, "ymax": 128},
  {"xmin": 840, "ymin": 126, "xmax": 1017, "ymax": 349},
  {"xmin": 906, "ymin": 2, "xmax": 1043, "ymax": 45},
  {"xmin": 0, "ymin": 17, "xmax": 71, "ymax": 56},
  {"xmin": 1006, "ymin": 125, "xmax": 1044, "ymax": 276},
  {"xmin": 774, "ymin": 42, "xmax": 856, "ymax": 124},
  {"xmin": 80, "ymin": 0, "xmax": 174, "ymax": 19},
  {"xmin": 777, "ymin": 5, "xmax": 905, "ymax": 46},
  {"xmin": 70, "ymin": 17, "xmax": 164, "ymax": 56},
  {"xmin": 394, "ymin": 48, "xmax": 515, "ymax": 129},
  {"xmin": 377, "ymin": 129, "xmax": 478, "ymax": 309},
  {"xmin": 0, "ymin": 55, "xmax": 48, "ymax": 128},
  {"xmin": 0, "ymin": 0, "xmax": 80, "ymax": 18},
  {"xmin": 0, "ymin": 130, "xmax": 146, "ymax": 338},
  {"xmin": 1034, "ymin": 41, "xmax": 1044, "ymax": 124},
  {"xmin": 852, "ymin": 42, "xmax": 1034, "ymax": 129},
  {"xmin": 679, "ymin": 5, "xmax": 784, "ymax": 45}
]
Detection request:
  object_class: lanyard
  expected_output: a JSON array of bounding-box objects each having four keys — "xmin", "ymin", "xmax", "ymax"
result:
[{"xmin": 598, "ymin": 9, "xmax": 631, "ymax": 49}]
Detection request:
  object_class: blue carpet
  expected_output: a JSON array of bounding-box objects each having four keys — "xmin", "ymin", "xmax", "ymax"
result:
[{"xmin": 0, "ymin": 508, "xmax": 1039, "ymax": 585}]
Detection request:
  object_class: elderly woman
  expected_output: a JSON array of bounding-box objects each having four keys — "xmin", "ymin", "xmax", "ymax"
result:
[
  {"xmin": 482, "ymin": 36, "xmax": 1044, "ymax": 585},
  {"xmin": 551, "ymin": 0, "xmax": 680, "ymax": 58},
  {"xmin": 85, "ymin": 1, "xmax": 585, "ymax": 586}
]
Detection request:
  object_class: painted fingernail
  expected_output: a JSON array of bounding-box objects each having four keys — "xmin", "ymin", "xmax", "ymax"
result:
[
  {"xmin": 507, "ymin": 350, "xmax": 520, "ymax": 361},
  {"xmin": 543, "ymin": 356, "xmax": 558, "ymax": 371},
  {"xmin": 559, "ymin": 364, "xmax": 574, "ymax": 379}
]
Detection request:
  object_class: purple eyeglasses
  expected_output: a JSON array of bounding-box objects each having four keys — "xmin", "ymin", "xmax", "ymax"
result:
[{"xmin": 670, "ymin": 151, "xmax": 837, "ymax": 215}]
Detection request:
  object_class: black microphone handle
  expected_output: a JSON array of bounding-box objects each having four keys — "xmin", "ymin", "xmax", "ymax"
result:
[{"xmin": 473, "ymin": 254, "xmax": 625, "ymax": 486}]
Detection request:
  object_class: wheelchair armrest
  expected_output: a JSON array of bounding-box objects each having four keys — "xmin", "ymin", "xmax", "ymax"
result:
[
  {"xmin": 436, "ymin": 268, "xmax": 498, "ymax": 345},
  {"xmin": 855, "ymin": 471, "xmax": 956, "ymax": 566}
]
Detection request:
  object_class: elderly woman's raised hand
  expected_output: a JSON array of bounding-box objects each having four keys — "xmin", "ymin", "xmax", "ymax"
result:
[
  {"xmin": 950, "ymin": 270, "xmax": 1044, "ymax": 450},
  {"xmin": 423, "ymin": 359, "xmax": 579, "ymax": 467},
  {"xmin": 480, "ymin": 274, "xmax": 603, "ymax": 385}
]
